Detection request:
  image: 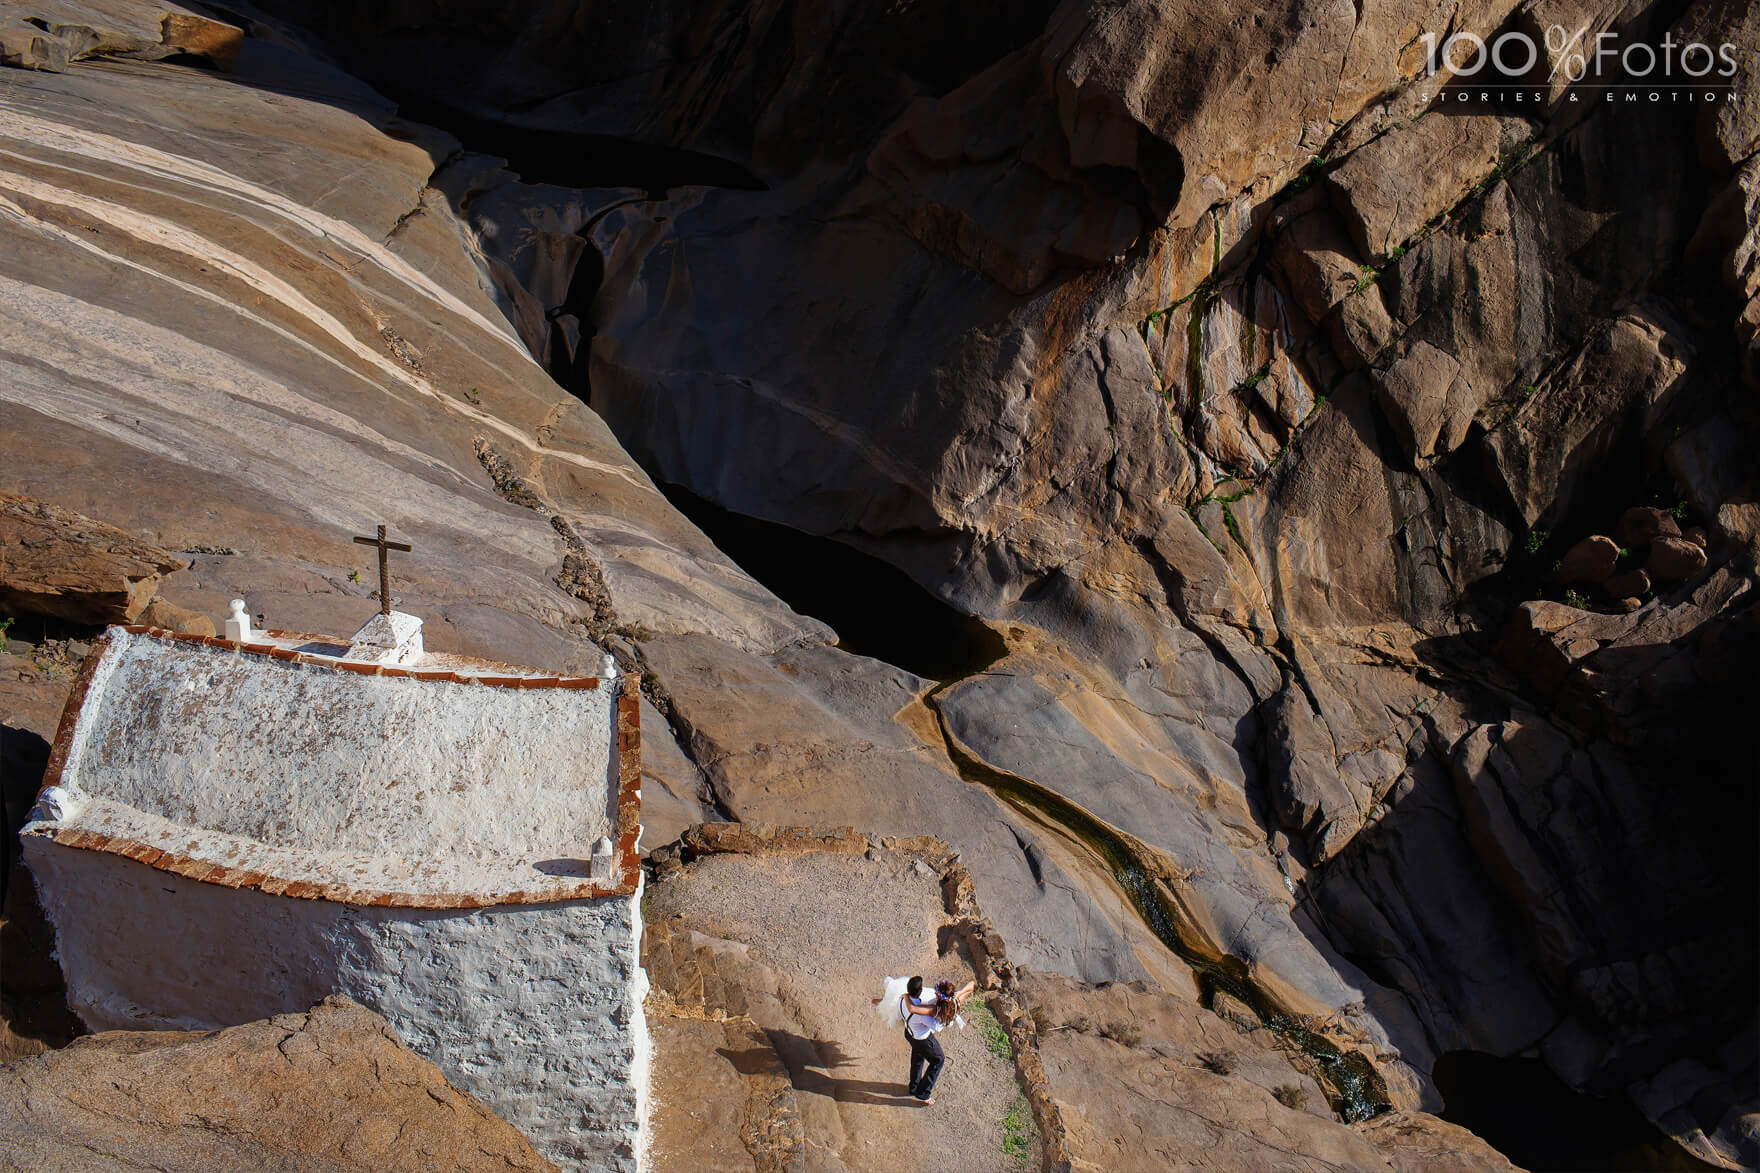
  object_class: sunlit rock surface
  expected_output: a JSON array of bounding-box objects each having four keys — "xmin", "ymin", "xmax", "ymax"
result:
[{"xmin": 3, "ymin": 0, "xmax": 1756, "ymax": 1166}]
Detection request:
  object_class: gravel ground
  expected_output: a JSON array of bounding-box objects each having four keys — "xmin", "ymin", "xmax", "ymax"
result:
[{"xmin": 648, "ymin": 850, "xmax": 1034, "ymax": 1173}]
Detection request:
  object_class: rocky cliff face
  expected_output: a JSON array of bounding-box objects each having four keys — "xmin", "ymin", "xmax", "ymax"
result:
[{"xmin": 2, "ymin": 0, "xmax": 1756, "ymax": 1167}]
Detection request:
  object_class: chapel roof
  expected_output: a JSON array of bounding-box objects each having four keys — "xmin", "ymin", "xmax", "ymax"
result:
[{"xmin": 24, "ymin": 625, "xmax": 641, "ymax": 908}]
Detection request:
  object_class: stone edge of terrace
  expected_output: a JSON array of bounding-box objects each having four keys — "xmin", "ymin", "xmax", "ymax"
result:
[{"xmin": 24, "ymin": 626, "xmax": 644, "ymax": 908}]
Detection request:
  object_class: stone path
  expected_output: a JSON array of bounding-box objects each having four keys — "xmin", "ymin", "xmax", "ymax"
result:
[{"xmin": 645, "ymin": 849, "xmax": 1032, "ymax": 1173}]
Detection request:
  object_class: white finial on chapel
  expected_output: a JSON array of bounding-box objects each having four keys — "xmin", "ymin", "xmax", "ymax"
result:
[
  {"xmin": 590, "ymin": 836, "xmax": 615, "ymax": 880},
  {"xmin": 224, "ymin": 599, "xmax": 252, "ymax": 642}
]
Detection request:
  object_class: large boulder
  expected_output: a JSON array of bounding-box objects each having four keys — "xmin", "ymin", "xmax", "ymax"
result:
[
  {"xmin": 0, "ymin": 493, "xmax": 185, "ymax": 624},
  {"xmin": 1451, "ymin": 721, "xmax": 1749, "ymax": 1044},
  {"xmin": 1614, "ymin": 506, "xmax": 1681, "ymax": 549},
  {"xmin": 1266, "ymin": 687, "xmax": 1363, "ymax": 864},
  {"xmin": 1372, "ymin": 340, "xmax": 1473, "ymax": 462},
  {"xmin": 0, "ymin": 38, "xmax": 830, "ymax": 669},
  {"xmin": 0, "ymin": 996, "xmax": 557, "ymax": 1172},
  {"xmin": 1, "ymin": 1, "xmax": 240, "ymax": 72},
  {"xmin": 1674, "ymin": 0, "xmax": 1760, "ymax": 170},
  {"xmin": 1484, "ymin": 314, "xmax": 1689, "ymax": 527},
  {"xmin": 1328, "ymin": 112, "xmax": 1517, "ymax": 264},
  {"xmin": 1647, "ymin": 535, "xmax": 1710, "ymax": 583},
  {"xmin": 1554, "ymin": 535, "xmax": 1619, "ymax": 586}
]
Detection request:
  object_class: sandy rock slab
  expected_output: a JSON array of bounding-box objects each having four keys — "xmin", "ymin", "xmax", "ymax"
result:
[
  {"xmin": 645, "ymin": 841, "xmax": 1030, "ymax": 1173},
  {"xmin": 1019, "ymin": 972, "xmax": 1520, "ymax": 1173},
  {"xmin": 0, "ymin": 995, "xmax": 557, "ymax": 1172}
]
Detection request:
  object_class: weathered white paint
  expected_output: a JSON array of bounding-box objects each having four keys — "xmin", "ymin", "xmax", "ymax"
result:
[
  {"xmin": 345, "ymin": 609, "xmax": 424, "ymax": 665},
  {"xmin": 25, "ymin": 842, "xmax": 650, "ymax": 1171},
  {"xmin": 46, "ymin": 628, "xmax": 616, "ymax": 898},
  {"xmin": 24, "ymin": 625, "xmax": 649, "ymax": 1167}
]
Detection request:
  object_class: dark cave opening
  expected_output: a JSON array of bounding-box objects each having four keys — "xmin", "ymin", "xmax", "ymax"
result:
[
  {"xmin": 1434, "ymin": 1051, "xmax": 1722, "ymax": 1172},
  {"xmin": 392, "ymin": 97, "xmax": 767, "ymax": 196},
  {"xmin": 659, "ymin": 485, "xmax": 1004, "ymax": 682}
]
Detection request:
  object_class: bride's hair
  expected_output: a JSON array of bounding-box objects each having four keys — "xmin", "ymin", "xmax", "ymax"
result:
[{"xmin": 934, "ymin": 980, "xmax": 959, "ymax": 1023}]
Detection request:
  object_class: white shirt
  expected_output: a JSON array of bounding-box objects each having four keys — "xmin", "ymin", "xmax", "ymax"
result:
[{"xmin": 903, "ymin": 992, "xmax": 943, "ymax": 1039}]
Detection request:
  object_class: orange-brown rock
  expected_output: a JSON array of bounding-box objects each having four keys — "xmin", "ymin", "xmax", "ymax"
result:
[
  {"xmin": 0, "ymin": 493, "xmax": 184, "ymax": 624},
  {"xmin": 1647, "ymin": 535, "xmax": 1710, "ymax": 583},
  {"xmin": 1615, "ymin": 506, "xmax": 1681, "ymax": 549},
  {"xmin": 0, "ymin": 1, "xmax": 240, "ymax": 72},
  {"xmin": 0, "ymin": 995, "xmax": 557, "ymax": 1171},
  {"xmin": 8, "ymin": 2, "xmax": 1759, "ymax": 1165},
  {"xmin": 1019, "ymin": 971, "xmax": 1520, "ymax": 1173},
  {"xmin": 1555, "ymin": 536, "xmax": 1619, "ymax": 586},
  {"xmin": 1486, "ymin": 317, "xmax": 1690, "ymax": 528},
  {"xmin": 1602, "ymin": 568, "xmax": 1651, "ymax": 600},
  {"xmin": 137, "ymin": 597, "xmax": 217, "ymax": 637},
  {"xmin": 1329, "ymin": 113, "xmax": 1517, "ymax": 264}
]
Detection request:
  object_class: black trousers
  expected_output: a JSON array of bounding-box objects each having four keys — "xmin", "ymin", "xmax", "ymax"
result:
[{"xmin": 906, "ymin": 1030, "xmax": 944, "ymax": 1099}]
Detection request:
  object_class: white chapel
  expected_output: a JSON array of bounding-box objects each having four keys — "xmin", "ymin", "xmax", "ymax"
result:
[{"xmin": 21, "ymin": 576, "xmax": 649, "ymax": 1170}]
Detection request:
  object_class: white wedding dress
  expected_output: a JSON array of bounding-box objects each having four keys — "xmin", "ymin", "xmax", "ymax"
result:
[{"xmin": 875, "ymin": 976, "xmax": 965, "ymax": 1028}]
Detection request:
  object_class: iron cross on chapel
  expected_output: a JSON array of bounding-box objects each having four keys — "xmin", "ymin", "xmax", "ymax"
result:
[{"xmin": 353, "ymin": 524, "xmax": 412, "ymax": 616}]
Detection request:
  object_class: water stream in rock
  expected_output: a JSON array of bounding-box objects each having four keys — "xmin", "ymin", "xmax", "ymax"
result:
[
  {"xmin": 664, "ymin": 486, "xmax": 1392, "ymax": 1123},
  {"xmin": 922, "ymin": 683, "xmax": 1392, "ymax": 1124}
]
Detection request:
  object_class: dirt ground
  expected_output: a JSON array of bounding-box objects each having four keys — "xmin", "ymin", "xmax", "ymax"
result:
[{"xmin": 645, "ymin": 849, "xmax": 1034, "ymax": 1173}]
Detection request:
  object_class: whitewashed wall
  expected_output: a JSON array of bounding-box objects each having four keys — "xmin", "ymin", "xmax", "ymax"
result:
[
  {"xmin": 63, "ymin": 631, "xmax": 618, "ymax": 872},
  {"xmin": 25, "ymin": 843, "xmax": 650, "ymax": 1171}
]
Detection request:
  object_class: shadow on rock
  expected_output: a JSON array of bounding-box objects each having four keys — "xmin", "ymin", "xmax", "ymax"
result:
[{"xmin": 728, "ymin": 1031, "xmax": 920, "ymax": 1107}]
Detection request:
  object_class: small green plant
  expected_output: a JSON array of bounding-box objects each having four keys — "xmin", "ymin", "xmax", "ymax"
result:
[
  {"xmin": 968, "ymin": 998, "xmax": 1013, "ymax": 1062},
  {"xmin": 465, "ymin": 386, "xmax": 482, "ymax": 405},
  {"xmin": 1236, "ymin": 361, "xmax": 1271, "ymax": 394},
  {"xmin": 1387, "ymin": 244, "xmax": 1407, "ymax": 262},
  {"xmin": 1563, "ymin": 588, "xmax": 1590, "ymax": 609},
  {"xmin": 1000, "ymin": 1094, "xmax": 1034, "ymax": 1168},
  {"xmin": 0, "ymin": 615, "xmax": 13, "ymax": 642},
  {"xmin": 1273, "ymin": 1084, "xmax": 1309, "ymax": 1110},
  {"xmin": 1285, "ymin": 154, "xmax": 1327, "ymax": 194},
  {"xmin": 1221, "ymin": 505, "xmax": 1246, "ymax": 551},
  {"xmin": 1525, "ymin": 528, "xmax": 1549, "ymax": 555},
  {"xmin": 348, "ymin": 568, "xmax": 362, "ymax": 583},
  {"xmin": 1185, "ymin": 504, "xmax": 1226, "ymax": 556},
  {"xmin": 1670, "ymin": 501, "xmax": 1687, "ymax": 520}
]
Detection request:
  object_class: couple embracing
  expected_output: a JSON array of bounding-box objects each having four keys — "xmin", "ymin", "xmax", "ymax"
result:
[{"xmin": 875, "ymin": 975, "xmax": 976, "ymax": 1105}]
